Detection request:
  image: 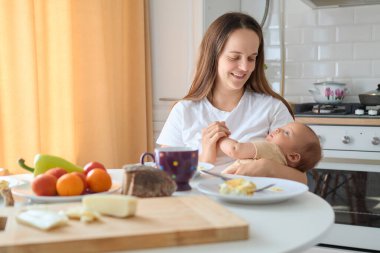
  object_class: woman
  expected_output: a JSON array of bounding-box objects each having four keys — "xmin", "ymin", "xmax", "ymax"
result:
[{"xmin": 157, "ymin": 12, "xmax": 306, "ymax": 184}]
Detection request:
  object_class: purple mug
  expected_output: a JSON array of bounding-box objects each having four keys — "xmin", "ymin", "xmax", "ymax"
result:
[{"xmin": 140, "ymin": 147, "xmax": 198, "ymax": 191}]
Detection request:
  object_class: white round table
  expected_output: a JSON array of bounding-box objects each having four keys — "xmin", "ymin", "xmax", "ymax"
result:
[
  {"xmin": 109, "ymin": 169, "xmax": 335, "ymax": 253},
  {"xmin": 1, "ymin": 169, "xmax": 334, "ymax": 253}
]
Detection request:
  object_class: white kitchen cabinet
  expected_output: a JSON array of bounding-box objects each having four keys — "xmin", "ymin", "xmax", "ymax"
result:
[{"xmin": 149, "ymin": 0, "xmax": 201, "ymax": 142}]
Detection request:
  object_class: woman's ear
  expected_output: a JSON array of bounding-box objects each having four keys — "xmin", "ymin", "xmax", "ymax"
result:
[{"xmin": 286, "ymin": 152, "xmax": 301, "ymax": 163}]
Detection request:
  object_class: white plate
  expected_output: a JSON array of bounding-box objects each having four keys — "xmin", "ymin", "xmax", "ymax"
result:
[
  {"xmin": 196, "ymin": 175, "xmax": 308, "ymax": 204},
  {"xmin": 12, "ymin": 181, "xmax": 121, "ymax": 203},
  {"xmin": 0, "ymin": 177, "xmax": 27, "ymax": 188}
]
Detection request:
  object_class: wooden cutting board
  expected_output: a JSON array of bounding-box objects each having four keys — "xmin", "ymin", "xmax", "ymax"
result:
[{"xmin": 0, "ymin": 195, "xmax": 248, "ymax": 253}]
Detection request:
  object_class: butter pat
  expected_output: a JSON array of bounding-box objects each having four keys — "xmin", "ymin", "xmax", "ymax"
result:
[
  {"xmin": 16, "ymin": 209, "xmax": 68, "ymax": 230},
  {"xmin": 82, "ymin": 195, "xmax": 137, "ymax": 218}
]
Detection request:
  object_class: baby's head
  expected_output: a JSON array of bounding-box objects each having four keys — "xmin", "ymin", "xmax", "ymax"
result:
[{"xmin": 266, "ymin": 122, "xmax": 322, "ymax": 172}]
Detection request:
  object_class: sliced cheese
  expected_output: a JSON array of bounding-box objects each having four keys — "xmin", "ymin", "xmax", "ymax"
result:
[
  {"xmin": 16, "ymin": 209, "xmax": 68, "ymax": 230},
  {"xmin": 82, "ymin": 195, "xmax": 137, "ymax": 218},
  {"xmin": 61, "ymin": 206, "xmax": 101, "ymax": 223}
]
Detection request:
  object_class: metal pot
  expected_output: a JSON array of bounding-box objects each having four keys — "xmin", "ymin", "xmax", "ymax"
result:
[
  {"xmin": 359, "ymin": 84, "xmax": 380, "ymax": 106},
  {"xmin": 309, "ymin": 81, "xmax": 348, "ymax": 104}
]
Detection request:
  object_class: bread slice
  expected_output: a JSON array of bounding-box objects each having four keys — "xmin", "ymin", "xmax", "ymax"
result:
[{"xmin": 121, "ymin": 164, "xmax": 177, "ymax": 197}]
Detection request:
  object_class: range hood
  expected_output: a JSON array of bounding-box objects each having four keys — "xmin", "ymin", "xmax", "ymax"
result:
[{"xmin": 302, "ymin": 0, "xmax": 380, "ymax": 8}]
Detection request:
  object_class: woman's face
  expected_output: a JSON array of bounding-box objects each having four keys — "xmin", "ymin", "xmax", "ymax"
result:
[{"xmin": 215, "ymin": 28, "xmax": 260, "ymax": 92}]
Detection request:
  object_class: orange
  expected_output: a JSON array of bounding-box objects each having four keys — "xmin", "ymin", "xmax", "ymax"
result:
[
  {"xmin": 71, "ymin": 171, "xmax": 87, "ymax": 193},
  {"xmin": 56, "ymin": 173, "xmax": 85, "ymax": 196},
  {"xmin": 86, "ymin": 168, "xmax": 112, "ymax": 193}
]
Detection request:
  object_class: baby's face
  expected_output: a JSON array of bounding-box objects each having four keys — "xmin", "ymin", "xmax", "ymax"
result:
[{"xmin": 266, "ymin": 122, "xmax": 310, "ymax": 154}]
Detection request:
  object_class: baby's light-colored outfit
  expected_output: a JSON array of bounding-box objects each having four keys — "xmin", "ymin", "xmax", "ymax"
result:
[{"xmin": 225, "ymin": 139, "xmax": 287, "ymax": 171}]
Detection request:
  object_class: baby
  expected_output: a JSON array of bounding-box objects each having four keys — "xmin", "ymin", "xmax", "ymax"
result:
[{"xmin": 220, "ymin": 122, "xmax": 322, "ymax": 173}]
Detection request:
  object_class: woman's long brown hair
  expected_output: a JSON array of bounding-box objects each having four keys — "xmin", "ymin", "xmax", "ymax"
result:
[{"xmin": 182, "ymin": 12, "xmax": 294, "ymax": 118}]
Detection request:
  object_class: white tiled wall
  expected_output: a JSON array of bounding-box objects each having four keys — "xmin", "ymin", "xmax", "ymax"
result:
[{"xmin": 258, "ymin": 0, "xmax": 380, "ymax": 104}]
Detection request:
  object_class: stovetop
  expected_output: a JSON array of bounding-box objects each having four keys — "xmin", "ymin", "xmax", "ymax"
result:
[{"xmin": 294, "ymin": 103, "xmax": 380, "ymax": 119}]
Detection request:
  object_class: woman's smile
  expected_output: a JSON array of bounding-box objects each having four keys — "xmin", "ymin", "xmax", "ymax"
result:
[{"xmin": 231, "ymin": 72, "xmax": 247, "ymax": 79}]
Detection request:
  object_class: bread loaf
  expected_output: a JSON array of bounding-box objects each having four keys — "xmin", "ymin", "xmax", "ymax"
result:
[{"xmin": 121, "ymin": 164, "xmax": 177, "ymax": 197}]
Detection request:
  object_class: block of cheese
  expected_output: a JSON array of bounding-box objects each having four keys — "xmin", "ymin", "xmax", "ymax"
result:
[
  {"xmin": 82, "ymin": 195, "xmax": 137, "ymax": 218},
  {"xmin": 16, "ymin": 209, "xmax": 68, "ymax": 230}
]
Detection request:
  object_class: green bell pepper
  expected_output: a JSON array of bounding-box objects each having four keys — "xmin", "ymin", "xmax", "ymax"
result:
[{"xmin": 18, "ymin": 154, "xmax": 83, "ymax": 176}]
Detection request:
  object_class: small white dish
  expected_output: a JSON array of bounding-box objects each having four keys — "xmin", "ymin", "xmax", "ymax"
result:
[
  {"xmin": 196, "ymin": 175, "xmax": 308, "ymax": 204},
  {"xmin": 0, "ymin": 177, "xmax": 27, "ymax": 188},
  {"xmin": 193, "ymin": 162, "xmax": 214, "ymax": 179},
  {"xmin": 197, "ymin": 162, "xmax": 214, "ymax": 172},
  {"xmin": 11, "ymin": 181, "xmax": 121, "ymax": 203}
]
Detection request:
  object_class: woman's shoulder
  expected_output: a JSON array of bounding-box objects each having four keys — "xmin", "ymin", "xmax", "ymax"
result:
[
  {"xmin": 170, "ymin": 99, "xmax": 205, "ymax": 114},
  {"xmin": 245, "ymin": 91, "xmax": 283, "ymax": 104},
  {"xmin": 173, "ymin": 99, "xmax": 203, "ymax": 108},
  {"xmin": 175, "ymin": 99, "xmax": 201, "ymax": 106},
  {"xmin": 244, "ymin": 91, "xmax": 291, "ymax": 117}
]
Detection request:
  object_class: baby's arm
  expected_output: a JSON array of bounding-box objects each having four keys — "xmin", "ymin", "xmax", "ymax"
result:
[{"xmin": 219, "ymin": 137, "xmax": 256, "ymax": 159}]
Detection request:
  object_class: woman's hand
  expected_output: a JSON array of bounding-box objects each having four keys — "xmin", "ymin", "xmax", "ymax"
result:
[
  {"xmin": 199, "ymin": 121, "xmax": 230, "ymax": 164},
  {"xmin": 222, "ymin": 159, "xmax": 271, "ymax": 176},
  {"xmin": 222, "ymin": 158, "xmax": 307, "ymax": 184}
]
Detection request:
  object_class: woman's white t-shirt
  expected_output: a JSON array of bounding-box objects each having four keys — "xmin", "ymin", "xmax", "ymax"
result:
[{"xmin": 156, "ymin": 91, "xmax": 294, "ymax": 165}]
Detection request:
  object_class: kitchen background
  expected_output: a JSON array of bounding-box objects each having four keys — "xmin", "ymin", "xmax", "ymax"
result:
[
  {"xmin": 150, "ymin": 1, "xmax": 380, "ymax": 252},
  {"xmin": 150, "ymin": 0, "xmax": 380, "ymax": 141}
]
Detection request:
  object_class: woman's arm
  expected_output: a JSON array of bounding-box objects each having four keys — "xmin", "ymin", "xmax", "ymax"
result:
[
  {"xmin": 219, "ymin": 138, "xmax": 256, "ymax": 159},
  {"xmin": 222, "ymin": 158, "xmax": 307, "ymax": 184},
  {"xmin": 199, "ymin": 121, "xmax": 230, "ymax": 164}
]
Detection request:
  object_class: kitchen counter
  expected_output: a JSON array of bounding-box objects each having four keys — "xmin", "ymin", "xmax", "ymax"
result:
[{"xmin": 295, "ymin": 116, "xmax": 380, "ymax": 126}]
